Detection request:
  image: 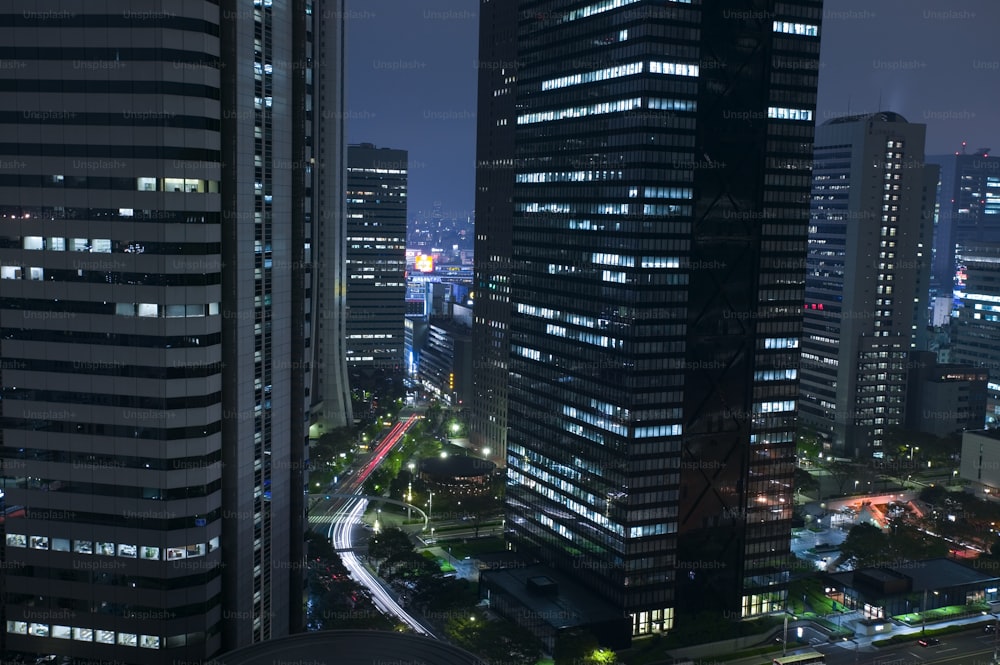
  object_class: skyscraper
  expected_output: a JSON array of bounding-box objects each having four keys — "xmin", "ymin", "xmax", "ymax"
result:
[
  {"xmin": 344, "ymin": 143, "xmax": 407, "ymax": 393},
  {"xmin": 926, "ymin": 149, "xmax": 1000, "ymax": 301},
  {"xmin": 310, "ymin": 0, "xmax": 354, "ymax": 434},
  {"xmin": 494, "ymin": 0, "xmax": 823, "ymax": 637},
  {"xmin": 470, "ymin": 0, "xmax": 518, "ymax": 463},
  {"xmin": 952, "ymin": 243, "xmax": 1000, "ymax": 426},
  {"xmin": 0, "ymin": 1, "xmax": 349, "ymax": 662},
  {"xmin": 798, "ymin": 113, "xmax": 935, "ymax": 458}
]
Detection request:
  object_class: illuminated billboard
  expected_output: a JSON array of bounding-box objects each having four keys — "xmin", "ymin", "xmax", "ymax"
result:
[{"xmin": 414, "ymin": 254, "xmax": 434, "ymax": 273}]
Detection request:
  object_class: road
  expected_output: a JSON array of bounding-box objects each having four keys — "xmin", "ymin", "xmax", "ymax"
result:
[
  {"xmin": 813, "ymin": 627, "xmax": 997, "ymax": 665},
  {"xmin": 310, "ymin": 415, "xmax": 439, "ymax": 637}
]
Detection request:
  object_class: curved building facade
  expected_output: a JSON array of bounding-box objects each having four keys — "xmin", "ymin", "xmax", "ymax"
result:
[{"xmin": 0, "ymin": 1, "xmax": 349, "ymax": 662}]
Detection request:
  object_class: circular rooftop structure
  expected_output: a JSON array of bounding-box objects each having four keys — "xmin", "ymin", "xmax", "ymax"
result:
[
  {"xmin": 419, "ymin": 455, "xmax": 496, "ymax": 494},
  {"xmin": 218, "ymin": 629, "xmax": 486, "ymax": 665},
  {"xmin": 420, "ymin": 454, "xmax": 495, "ymax": 478}
]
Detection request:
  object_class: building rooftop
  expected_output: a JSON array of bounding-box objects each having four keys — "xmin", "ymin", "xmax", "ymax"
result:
[
  {"xmin": 828, "ymin": 558, "xmax": 998, "ymax": 594},
  {"xmin": 481, "ymin": 563, "xmax": 625, "ymax": 630},
  {"xmin": 965, "ymin": 429, "xmax": 1000, "ymax": 442},
  {"xmin": 823, "ymin": 111, "xmax": 908, "ymax": 126},
  {"xmin": 217, "ymin": 629, "xmax": 486, "ymax": 665}
]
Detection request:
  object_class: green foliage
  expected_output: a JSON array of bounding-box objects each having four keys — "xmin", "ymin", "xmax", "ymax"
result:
[
  {"xmin": 367, "ymin": 526, "xmax": 414, "ymax": 562},
  {"xmin": 838, "ymin": 521, "xmax": 950, "ymax": 569},
  {"xmin": 794, "ymin": 467, "xmax": 820, "ymax": 495},
  {"xmin": 305, "ymin": 528, "xmax": 338, "ymax": 562},
  {"xmin": 446, "ymin": 612, "xmax": 545, "ymax": 665},
  {"xmin": 554, "ymin": 628, "xmax": 601, "ymax": 665},
  {"xmin": 839, "ymin": 523, "xmax": 888, "ymax": 567}
]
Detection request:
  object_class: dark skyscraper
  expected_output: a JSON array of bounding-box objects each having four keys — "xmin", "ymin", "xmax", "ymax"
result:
[
  {"xmin": 953, "ymin": 243, "xmax": 1000, "ymax": 426},
  {"xmin": 0, "ymin": 1, "xmax": 348, "ymax": 662},
  {"xmin": 926, "ymin": 150, "xmax": 1000, "ymax": 300},
  {"xmin": 491, "ymin": 0, "xmax": 823, "ymax": 637},
  {"xmin": 470, "ymin": 0, "xmax": 518, "ymax": 463},
  {"xmin": 798, "ymin": 113, "xmax": 935, "ymax": 459},
  {"xmin": 344, "ymin": 143, "xmax": 408, "ymax": 391}
]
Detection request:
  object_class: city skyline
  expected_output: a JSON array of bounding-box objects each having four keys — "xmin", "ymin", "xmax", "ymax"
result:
[
  {"xmin": 346, "ymin": 0, "xmax": 1000, "ymax": 218},
  {"xmin": 3, "ymin": 0, "xmax": 1000, "ymax": 663}
]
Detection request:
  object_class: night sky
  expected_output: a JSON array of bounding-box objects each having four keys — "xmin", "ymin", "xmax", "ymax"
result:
[{"xmin": 345, "ymin": 0, "xmax": 1000, "ymax": 220}]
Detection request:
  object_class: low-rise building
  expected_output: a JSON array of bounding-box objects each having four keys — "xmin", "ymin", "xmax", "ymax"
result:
[
  {"xmin": 906, "ymin": 351, "xmax": 988, "ymax": 436},
  {"xmin": 960, "ymin": 429, "xmax": 1000, "ymax": 499},
  {"xmin": 823, "ymin": 558, "xmax": 1000, "ymax": 620},
  {"xmin": 479, "ymin": 564, "xmax": 631, "ymax": 652}
]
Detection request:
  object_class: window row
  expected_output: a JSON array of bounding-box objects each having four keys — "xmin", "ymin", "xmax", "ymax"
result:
[
  {"xmin": 6, "ymin": 533, "xmax": 219, "ymax": 560},
  {"xmin": 7, "ymin": 622, "xmax": 161, "ymax": 649}
]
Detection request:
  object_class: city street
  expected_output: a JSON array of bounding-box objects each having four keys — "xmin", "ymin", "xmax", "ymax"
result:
[{"xmin": 307, "ymin": 415, "xmax": 439, "ymax": 636}]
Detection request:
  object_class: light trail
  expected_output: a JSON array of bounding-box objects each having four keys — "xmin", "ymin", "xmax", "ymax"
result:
[{"xmin": 321, "ymin": 415, "xmax": 436, "ymax": 637}]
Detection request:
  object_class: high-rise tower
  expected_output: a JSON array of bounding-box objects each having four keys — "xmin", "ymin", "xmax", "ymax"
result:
[
  {"xmin": 495, "ymin": 0, "xmax": 823, "ymax": 636},
  {"xmin": 0, "ymin": 1, "xmax": 349, "ymax": 661},
  {"xmin": 926, "ymin": 150, "xmax": 1000, "ymax": 300},
  {"xmin": 344, "ymin": 143, "xmax": 407, "ymax": 393},
  {"xmin": 470, "ymin": 0, "xmax": 518, "ymax": 464},
  {"xmin": 798, "ymin": 113, "xmax": 935, "ymax": 458}
]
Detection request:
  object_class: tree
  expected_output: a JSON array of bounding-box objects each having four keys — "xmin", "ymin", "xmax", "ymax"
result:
[
  {"xmin": 554, "ymin": 628, "xmax": 601, "ymax": 665},
  {"xmin": 919, "ymin": 485, "xmax": 948, "ymax": 507},
  {"xmin": 824, "ymin": 460, "xmax": 860, "ymax": 497},
  {"xmin": 838, "ymin": 523, "xmax": 889, "ymax": 568},
  {"xmin": 887, "ymin": 522, "xmax": 949, "ymax": 561},
  {"xmin": 379, "ymin": 550, "xmax": 439, "ymax": 582},
  {"xmin": 367, "ymin": 526, "xmax": 414, "ymax": 563},
  {"xmin": 794, "ymin": 467, "xmax": 820, "ymax": 498}
]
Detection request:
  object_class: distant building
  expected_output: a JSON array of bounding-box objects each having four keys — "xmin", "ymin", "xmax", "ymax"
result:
[
  {"xmin": 419, "ymin": 305, "xmax": 473, "ymax": 407},
  {"xmin": 960, "ymin": 429, "xmax": 1000, "ymax": 500},
  {"xmin": 404, "ymin": 316, "xmax": 429, "ymax": 377},
  {"xmin": 799, "ymin": 112, "xmax": 937, "ymax": 458},
  {"xmin": 905, "ymin": 351, "xmax": 988, "ymax": 436},
  {"xmin": 345, "ymin": 143, "xmax": 408, "ymax": 389},
  {"xmin": 952, "ymin": 244, "xmax": 1000, "ymax": 424},
  {"xmin": 926, "ymin": 149, "xmax": 1000, "ymax": 299}
]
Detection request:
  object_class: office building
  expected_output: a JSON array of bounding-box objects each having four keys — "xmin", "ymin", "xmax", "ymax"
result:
[
  {"xmin": 960, "ymin": 429, "xmax": 1000, "ymax": 500},
  {"xmin": 905, "ymin": 351, "xmax": 988, "ymax": 436},
  {"xmin": 420, "ymin": 304, "xmax": 473, "ymax": 407},
  {"xmin": 345, "ymin": 144, "xmax": 407, "ymax": 392},
  {"xmin": 926, "ymin": 149, "xmax": 1000, "ymax": 300},
  {"xmin": 488, "ymin": 0, "xmax": 824, "ymax": 638},
  {"xmin": 469, "ymin": 0, "xmax": 517, "ymax": 463},
  {"xmin": 0, "ymin": 1, "xmax": 349, "ymax": 662},
  {"xmin": 952, "ymin": 243, "xmax": 1000, "ymax": 424},
  {"xmin": 798, "ymin": 113, "xmax": 936, "ymax": 458}
]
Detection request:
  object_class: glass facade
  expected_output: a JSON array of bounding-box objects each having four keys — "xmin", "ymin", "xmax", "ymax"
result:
[{"xmin": 503, "ymin": 0, "xmax": 823, "ymax": 633}]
